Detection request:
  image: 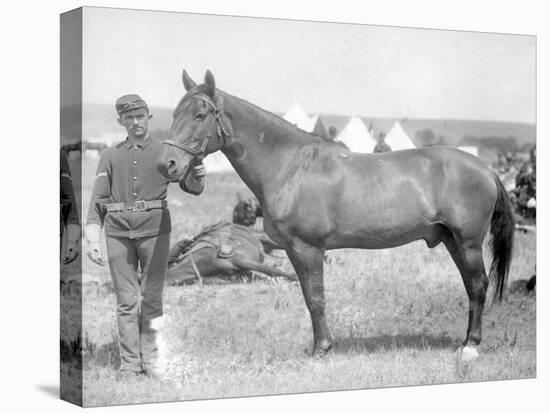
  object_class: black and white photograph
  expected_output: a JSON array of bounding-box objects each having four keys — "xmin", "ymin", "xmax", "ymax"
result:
[
  {"xmin": 57, "ymin": 5, "xmax": 540, "ymax": 407},
  {"xmin": 5, "ymin": 1, "xmax": 547, "ymax": 413}
]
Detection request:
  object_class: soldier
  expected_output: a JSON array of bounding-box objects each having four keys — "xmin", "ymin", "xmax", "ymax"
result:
[
  {"xmin": 85, "ymin": 94, "xmax": 206, "ymax": 379},
  {"xmin": 516, "ymin": 163, "xmax": 536, "ymax": 219},
  {"xmin": 373, "ymin": 132, "xmax": 391, "ymax": 153},
  {"xmin": 328, "ymin": 126, "xmax": 338, "ymax": 141},
  {"xmin": 60, "ymin": 148, "xmax": 80, "ymax": 264},
  {"xmin": 516, "ymin": 164, "xmax": 535, "ymax": 196}
]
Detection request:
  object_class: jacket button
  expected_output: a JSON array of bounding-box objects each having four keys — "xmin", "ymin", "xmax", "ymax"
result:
[
  {"xmin": 133, "ymin": 177, "xmax": 137, "ymax": 180},
  {"xmin": 134, "ymin": 161, "xmax": 137, "ymax": 165}
]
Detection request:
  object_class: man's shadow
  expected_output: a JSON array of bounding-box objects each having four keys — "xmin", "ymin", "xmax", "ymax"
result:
[{"xmin": 333, "ymin": 333, "xmax": 457, "ymax": 354}]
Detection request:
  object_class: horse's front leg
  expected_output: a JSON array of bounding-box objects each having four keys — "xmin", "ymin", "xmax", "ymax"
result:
[{"xmin": 286, "ymin": 237, "xmax": 332, "ymax": 357}]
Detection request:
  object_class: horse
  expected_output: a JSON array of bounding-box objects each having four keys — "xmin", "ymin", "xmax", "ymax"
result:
[
  {"xmin": 157, "ymin": 70, "xmax": 515, "ymax": 361},
  {"xmin": 166, "ymin": 221, "xmax": 295, "ymax": 284}
]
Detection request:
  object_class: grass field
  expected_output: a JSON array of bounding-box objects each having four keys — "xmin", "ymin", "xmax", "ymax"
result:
[{"xmin": 61, "ymin": 156, "xmax": 536, "ymax": 407}]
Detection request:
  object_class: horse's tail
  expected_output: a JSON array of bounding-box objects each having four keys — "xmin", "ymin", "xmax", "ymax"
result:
[{"xmin": 489, "ymin": 174, "xmax": 515, "ymax": 301}]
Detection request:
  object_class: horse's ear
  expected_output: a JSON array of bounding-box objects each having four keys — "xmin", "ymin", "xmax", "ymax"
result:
[
  {"xmin": 204, "ymin": 70, "xmax": 216, "ymax": 97},
  {"xmin": 182, "ymin": 70, "xmax": 197, "ymax": 91}
]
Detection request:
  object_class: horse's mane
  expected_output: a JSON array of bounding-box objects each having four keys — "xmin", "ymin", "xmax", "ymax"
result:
[{"xmin": 225, "ymin": 91, "xmax": 344, "ymax": 149}]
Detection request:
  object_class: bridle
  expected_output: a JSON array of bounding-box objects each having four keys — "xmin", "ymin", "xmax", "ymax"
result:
[{"xmin": 163, "ymin": 94, "xmax": 233, "ymax": 158}]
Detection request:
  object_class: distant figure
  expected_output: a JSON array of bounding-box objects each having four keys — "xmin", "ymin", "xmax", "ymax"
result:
[
  {"xmin": 496, "ymin": 152, "xmax": 508, "ymax": 172},
  {"xmin": 530, "ymin": 146, "xmax": 536, "ymax": 165},
  {"xmin": 509, "ymin": 274, "xmax": 536, "ymax": 295},
  {"xmin": 373, "ymin": 132, "xmax": 391, "ymax": 153},
  {"xmin": 526, "ymin": 274, "xmax": 536, "ymax": 292},
  {"xmin": 233, "ymin": 193, "xmax": 262, "ymax": 227},
  {"xmin": 328, "ymin": 126, "xmax": 338, "ymax": 141},
  {"xmin": 515, "ymin": 164, "xmax": 536, "ymax": 220},
  {"xmin": 516, "ymin": 164, "xmax": 536, "ymax": 197}
]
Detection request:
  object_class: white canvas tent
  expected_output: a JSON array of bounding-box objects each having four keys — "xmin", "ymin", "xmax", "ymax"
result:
[
  {"xmin": 203, "ymin": 151, "xmax": 234, "ymax": 173},
  {"xmin": 336, "ymin": 116, "xmax": 377, "ymax": 153},
  {"xmin": 385, "ymin": 121, "xmax": 416, "ymax": 151},
  {"xmin": 283, "ymin": 102, "xmax": 318, "ymax": 133},
  {"xmin": 310, "ymin": 114, "xmax": 329, "ymax": 138},
  {"xmin": 457, "ymin": 146, "xmax": 479, "ymax": 157}
]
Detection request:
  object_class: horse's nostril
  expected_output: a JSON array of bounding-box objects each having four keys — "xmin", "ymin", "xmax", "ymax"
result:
[{"xmin": 167, "ymin": 159, "xmax": 176, "ymax": 171}]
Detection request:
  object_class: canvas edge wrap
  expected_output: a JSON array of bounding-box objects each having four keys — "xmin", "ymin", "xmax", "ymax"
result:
[{"xmin": 60, "ymin": 7, "xmax": 83, "ymax": 407}]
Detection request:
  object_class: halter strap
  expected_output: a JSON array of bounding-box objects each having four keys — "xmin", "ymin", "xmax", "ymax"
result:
[
  {"xmin": 194, "ymin": 94, "xmax": 232, "ymax": 139},
  {"xmin": 164, "ymin": 137, "xmax": 208, "ymax": 156},
  {"xmin": 164, "ymin": 94, "xmax": 232, "ymax": 158}
]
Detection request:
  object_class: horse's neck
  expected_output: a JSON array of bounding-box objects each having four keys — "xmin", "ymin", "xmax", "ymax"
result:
[{"xmin": 221, "ymin": 93, "xmax": 307, "ymax": 201}]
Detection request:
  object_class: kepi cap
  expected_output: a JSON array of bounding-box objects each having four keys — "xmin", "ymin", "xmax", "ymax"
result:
[{"xmin": 116, "ymin": 94, "xmax": 148, "ymax": 115}]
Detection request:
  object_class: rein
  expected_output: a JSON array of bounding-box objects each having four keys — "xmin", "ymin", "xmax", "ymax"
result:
[{"xmin": 163, "ymin": 94, "xmax": 232, "ymax": 158}]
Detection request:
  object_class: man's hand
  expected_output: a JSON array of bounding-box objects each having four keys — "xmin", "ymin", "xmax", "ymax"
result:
[
  {"xmin": 87, "ymin": 241, "xmax": 104, "ymax": 266},
  {"xmin": 85, "ymin": 224, "xmax": 104, "ymax": 266},
  {"xmin": 63, "ymin": 223, "xmax": 81, "ymax": 264},
  {"xmin": 63, "ymin": 240, "xmax": 80, "ymax": 264},
  {"xmin": 191, "ymin": 164, "xmax": 207, "ymax": 179}
]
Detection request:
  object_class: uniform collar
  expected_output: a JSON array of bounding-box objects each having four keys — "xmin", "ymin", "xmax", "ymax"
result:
[{"xmin": 124, "ymin": 136, "xmax": 151, "ymax": 150}]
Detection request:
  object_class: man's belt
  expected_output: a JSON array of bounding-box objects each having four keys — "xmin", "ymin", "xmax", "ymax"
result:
[{"xmin": 106, "ymin": 200, "xmax": 168, "ymax": 213}]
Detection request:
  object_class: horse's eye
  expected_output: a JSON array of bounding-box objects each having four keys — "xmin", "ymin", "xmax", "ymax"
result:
[{"xmin": 195, "ymin": 113, "xmax": 207, "ymax": 121}]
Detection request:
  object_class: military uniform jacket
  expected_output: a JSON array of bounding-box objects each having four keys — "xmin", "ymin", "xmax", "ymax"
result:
[{"xmin": 86, "ymin": 137, "xmax": 204, "ymax": 239}]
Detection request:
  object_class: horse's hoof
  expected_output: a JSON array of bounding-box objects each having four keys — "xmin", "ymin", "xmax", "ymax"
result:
[
  {"xmin": 313, "ymin": 349, "xmax": 328, "ymax": 358},
  {"xmin": 459, "ymin": 346, "xmax": 479, "ymax": 362},
  {"xmin": 313, "ymin": 341, "xmax": 332, "ymax": 358}
]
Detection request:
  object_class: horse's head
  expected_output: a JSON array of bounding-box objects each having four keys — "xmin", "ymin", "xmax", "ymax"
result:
[{"xmin": 157, "ymin": 70, "xmax": 233, "ymax": 183}]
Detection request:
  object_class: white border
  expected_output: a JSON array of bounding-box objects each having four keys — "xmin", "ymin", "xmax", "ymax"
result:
[{"xmin": 2, "ymin": 1, "xmax": 547, "ymax": 413}]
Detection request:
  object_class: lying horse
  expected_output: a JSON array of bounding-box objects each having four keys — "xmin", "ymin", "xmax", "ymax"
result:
[
  {"xmin": 158, "ymin": 70, "xmax": 515, "ymax": 361},
  {"xmin": 167, "ymin": 221, "xmax": 296, "ymax": 285}
]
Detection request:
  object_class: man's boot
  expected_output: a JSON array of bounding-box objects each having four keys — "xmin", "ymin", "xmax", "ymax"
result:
[{"xmin": 140, "ymin": 316, "xmax": 166, "ymax": 380}]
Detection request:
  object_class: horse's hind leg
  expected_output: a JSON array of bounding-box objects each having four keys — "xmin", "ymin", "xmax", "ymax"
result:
[
  {"xmin": 285, "ymin": 238, "xmax": 331, "ymax": 357},
  {"xmin": 443, "ymin": 233, "xmax": 489, "ymax": 359}
]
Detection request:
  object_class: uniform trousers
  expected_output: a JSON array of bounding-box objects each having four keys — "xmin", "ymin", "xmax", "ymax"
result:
[{"xmin": 105, "ymin": 233, "xmax": 170, "ymax": 372}]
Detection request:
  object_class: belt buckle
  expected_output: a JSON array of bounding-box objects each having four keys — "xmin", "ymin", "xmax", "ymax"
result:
[{"xmin": 135, "ymin": 200, "xmax": 147, "ymax": 211}]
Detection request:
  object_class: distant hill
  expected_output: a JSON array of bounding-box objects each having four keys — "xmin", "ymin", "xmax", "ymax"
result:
[{"xmin": 61, "ymin": 103, "xmax": 536, "ymax": 150}]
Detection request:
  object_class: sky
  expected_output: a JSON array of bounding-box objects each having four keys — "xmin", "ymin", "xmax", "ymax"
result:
[{"xmin": 78, "ymin": 7, "xmax": 536, "ymax": 123}]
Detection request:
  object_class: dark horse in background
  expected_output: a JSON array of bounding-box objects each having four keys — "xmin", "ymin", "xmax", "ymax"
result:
[{"xmin": 158, "ymin": 70, "xmax": 515, "ymax": 362}]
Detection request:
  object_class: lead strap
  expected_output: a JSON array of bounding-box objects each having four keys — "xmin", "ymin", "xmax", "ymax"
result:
[{"xmin": 189, "ymin": 252, "xmax": 203, "ymax": 285}]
